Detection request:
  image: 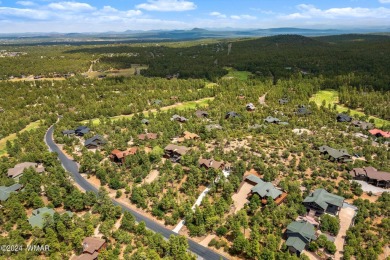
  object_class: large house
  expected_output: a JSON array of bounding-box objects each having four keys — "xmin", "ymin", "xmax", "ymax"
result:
[
  {"xmin": 28, "ymin": 207, "xmax": 72, "ymax": 228},
  {"xmin": 264, "ymin": 116, "xmax": 281, "ymax": 124},
  {"xmin": 285, "ymin": 221, "xmax": 317, "ymax": 256},
  {"xmin": 303, "ymin": 189, "xmax": 344, "ymax": 216},
  {"xmin": 245, "ymin": 174, "xmax": 287, "ymax": 205},
  {"xmin": 84, "ymin": 135, "xmax": 106, "ymax": 149},
  {"xmin": 318, "ymin": 145, "xmax": 352, "ymax": 163},
  {"xmin": 62, "ymin": 126, "xmax": 91, "ymax": 136},
  {"xmin": 0, "ymin": 183, "xmax": 23, "ymax": 202},
  {"xmin": 337, "ymin": 113, "xmax": 352, "ymax": 122},
  {"xmin": 205, "ymin": 124, "xmax": 223, "ymax": 131},
  {"xmin": 349, "ymin": 166, "xmax": 390, "ymax": 188},
  {"xmin": 171, "ymin": 114, "xmax": 188, "ymax": 122},
  {"xmin": 177, "ymin": 131, "xmax": 200, "ymax": 142},
  {"xmin": 138, "ymin": 133, "xmax": 158, "ymax": 140},
  {"xmin": 369, "ymin": 129, "xmax": 390, "ymax": 138},
  {"xmin": 296, "ymin": 105, "xmax": 311, "ymax": 116},
  {"xmin": 74, "ymin": 237, "xmax": 106, "ymax": 260},
  {"xmin": 225, "ymin": 111, "xmax": 240, "ymax": 119},
  {"xmin": 246, "ymin": 103, "xmax": 256, "ymax": 111},
  {"xmin": 279, "ymin": 98, "xmax": 289, "ymax": 105},
  {"xmin": 109, "ymin": 148, "xmax": 138, "ymax": 164},
  {"xmin": 7, "ymin": 162, "xmax": 45, "ymax": 179},
  {"xmin": 195, "ymin": 110, "xmax": 208, "ymax": 118},
  {"xmin": 199, "ymin": 158, "xmax": 225, "ymax": 170},
  {"xmin": 164, "ymin": 144, "xmax": 190, "ymax": 162},
  {"xmin": 351, "ymin": 120, "xmax": 373, "ymax": 130}
]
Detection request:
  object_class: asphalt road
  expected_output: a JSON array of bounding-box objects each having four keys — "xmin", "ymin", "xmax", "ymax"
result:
[{"xmin": 45, "ymin": 125, "xmax": 227, "ymax": 260}]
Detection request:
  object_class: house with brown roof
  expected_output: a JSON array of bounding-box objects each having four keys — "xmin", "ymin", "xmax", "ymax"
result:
[
  {"xmin": 164, "ymin": 144, "xmax": 190, "ymax": 162},
  {"xmin": 109, "ymin": 148, "xmax": 138, "ymax": 164},
  {"xmin": 369, "ymin": 129, "xmax": 390, "ymax": 138},
  {"xmin": 138, "ymin": 133, "xmax": 158, "ymax": 140},
  {"xmin": 350, "ymin": 166, "xmax": 390, "ymax": 188},
  {"xmin": 199, "ymin": 158, "xmax": 225, "ymax": 170},
  {"xmin": 74, "ymin": 237, "xmax": 106, "ymax": 260},
  {"xmin": 7, "ymin": 162, "xmax": 45, "ymax": 179},
  {"xmin": 177, "ymin": 131, "xmax": 200, "ymax": 142}
]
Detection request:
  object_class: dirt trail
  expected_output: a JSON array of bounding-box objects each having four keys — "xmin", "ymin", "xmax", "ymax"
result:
[{"xmin": 258, "ymin": 93, "xmax": 268, "ymax": 106}]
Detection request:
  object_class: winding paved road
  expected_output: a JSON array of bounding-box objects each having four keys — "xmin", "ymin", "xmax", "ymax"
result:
[{"xmin": 44, "ymin": 125, "xmax": 226, "ymax": 260}]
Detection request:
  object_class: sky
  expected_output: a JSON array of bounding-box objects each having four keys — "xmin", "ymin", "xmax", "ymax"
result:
[{"xmin": 0, "ymin": 0, "xmax": 389, "ymax": 33}]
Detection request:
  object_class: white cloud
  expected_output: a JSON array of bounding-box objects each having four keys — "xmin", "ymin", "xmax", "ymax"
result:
[
  {"xmin": 379, "ymin": 0, "xmax": 390, "ymax": 3},
  {"xmin": 48, "ymin": 2, "xmax": 96, "ymax": 12},
  {"xmin": 136, "ymin": 0, "xmax": 196, "ymax": 12},
  {"xmin": 209, "ymin": 11, "xmax": 226, "ymax": 18},
  {"xmin": 16, "ymin": 1, "xmax": 35, "ymax": 6},
  {"xmin": 281, "ymin": 4, "xmax": 390, "ymax": 19},
  {"xmin": 0, "ymin": 7, "xmax": 50, "ymax": 20},
  {"xmin": 230, "ymin": 14, "xmax": 256, "ymax": 20}
]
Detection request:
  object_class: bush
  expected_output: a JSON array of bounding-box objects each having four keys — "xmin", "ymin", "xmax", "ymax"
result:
[
  {"xmin": 216, "ymin": 226, "xmax": 228, "ymax": 236},
  {"xmin": 325, "ymin": 241, "xmax": 337, "ymax": 254},
  {"xmin": 320, "ymin": 214, "xmax": 340, "ymax": 236}
]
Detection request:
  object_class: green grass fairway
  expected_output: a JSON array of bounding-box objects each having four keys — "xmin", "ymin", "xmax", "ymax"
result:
[
  {"xmin": 83, "ymin": 97, "xmax": 214, "ymax": 125},
  {"xmin": 0, "ymin": 120, "xmax": 41, "ymax": 156},
  {"xmin": 222, "ymin": 67, "xmax": 253, "ymax": 81},
  {"xmin": 310, "ymin": 90, "xmax": 389, "ymax": 127}
]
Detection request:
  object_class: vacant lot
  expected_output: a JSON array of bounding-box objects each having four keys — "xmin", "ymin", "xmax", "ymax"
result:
[
  {"xmin": 0, "ymin": 120, "xmax": 41, "ymax": 156},
  {"xmin": 310, "ymin": 90, "xmax": 389, "ymax": 127}
]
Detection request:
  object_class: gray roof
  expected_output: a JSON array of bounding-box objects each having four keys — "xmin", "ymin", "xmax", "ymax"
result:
[
  {"xmin": 0, "ymin": 183, "xmax": 22, "ymax": 201},
  {"xmin": 141, "ymin": 119, "xmax": 149, "ymax": 124},
  {"xmin": 303, "ymin": 189, "xmax": 344, "ymax": 210},
  {"xmin": 205, "ymin": 124, "xmax": 222, "ymax": 131},
  {"xmin": 225, "ymin": 112, "xmax": 240, "ymax": 119},
  {"xmin": 264, "ymin": 116, "xmax": 281, "ymax": 123},
  {"xmin": 279, "ymin": 98, "xmax": 289, "ymax": 104},
  {"xmin": 318, "ymin": 145, "xmax": 351, "ymax": 160},
  {"xmin": 171, "ymin": 114, "xmax": 188, "ymax": 122},
  {"xmin": 337, "ymin": 113, "xmax": 352, "ymax": 122},
  {"xmin": 84, "ymin": 135, "xmax": 106, "ymax": 148}
]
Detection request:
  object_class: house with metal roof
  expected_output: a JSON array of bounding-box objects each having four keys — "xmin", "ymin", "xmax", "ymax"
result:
[
  {"xmin": 75, "ymin": 126, "xmax": 90, "ymax": 136},
  {"xmin": 84, "ymin": 135, "xmax": 106, "ymax": 149},
  {"xmin": 171, "ymin": 114, "xmax": 188, "ymax": 122},
  {"xmin": 318, "ymin": 145, "xmax": 352, "ymax": 163},
  {"xmin": 351, "ymin": 120, "xmax": 373, "ymax": 130},
  {"xmin": 195, "ymin": 110, "xmax": 208, "ymax": 118},
  {"xmin": 245, "ymin": 174, "xmax": 287, "ymax": 205},
  {"xmin": 264, "ymin": 116, "xmax": 281, "ymax": 124},
  {"xmin": 303, "ymin": 189, "xmax": 344, "ymax": 216},
  {"xmin": 279, "ymin": 98, "xmax": 289, "ymax": 105},
  {"xmin": 225, "ymin": 111, "xmax": 240, "ymax": 119},
  {"xmin": 285, "ymin": 220, "xmax": 317, "ymax": 256},
  {"xmin": 205, "ymin": 124, "xmax": 223, "ymax": 131},
  {"xmin": 29, "ymin": 207, "xmax": 73, "ymax": 228},
  {"xmin": 369, "ymin": 129, "xmax": 390, "ymax": 138},
  {"xmin": 337, "ymin": 113, "xmax": 352, "ymax": 122},
  {"xmin": 0, "ymin": 183, "xmax": 23, "ymax": 201}
]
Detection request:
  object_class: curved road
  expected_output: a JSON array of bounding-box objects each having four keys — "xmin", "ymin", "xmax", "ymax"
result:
[{"xmin": 45, "ymin": 125, "xmax": 227, "ymax": 260}]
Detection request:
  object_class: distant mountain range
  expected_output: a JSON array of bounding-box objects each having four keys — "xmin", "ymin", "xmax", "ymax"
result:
[{"xmin": 1, "ymin": 27, "xmax": 389, "ymax": 44}]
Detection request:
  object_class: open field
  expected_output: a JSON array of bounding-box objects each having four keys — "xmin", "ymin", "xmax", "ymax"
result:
[
  {"xmin": 310, "ymin": 90, "xmax": 389, "ymax": 127},
  {"xmin": 84, "ymin": 66, "xmax": 148, "ymax": 79},
  {"xmin": 82, "ymin": 97, "xmax": 214, "ymax": 125},
  {"xmin": 0, "ymin": 120, "xmax": 41, "ymax": 156},
  {"xmin": 222, "ymin": 67, "xmax": 253, "ymax": 81}
]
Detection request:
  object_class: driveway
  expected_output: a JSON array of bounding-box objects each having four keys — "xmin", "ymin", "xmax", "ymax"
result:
[
  {"xmin": 352, "ymin": 180, "xmax": 388, "ymax": 194},
  {"xmin": 334, "ymin": 205, "xmax": 357, "ymax": 259}
]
